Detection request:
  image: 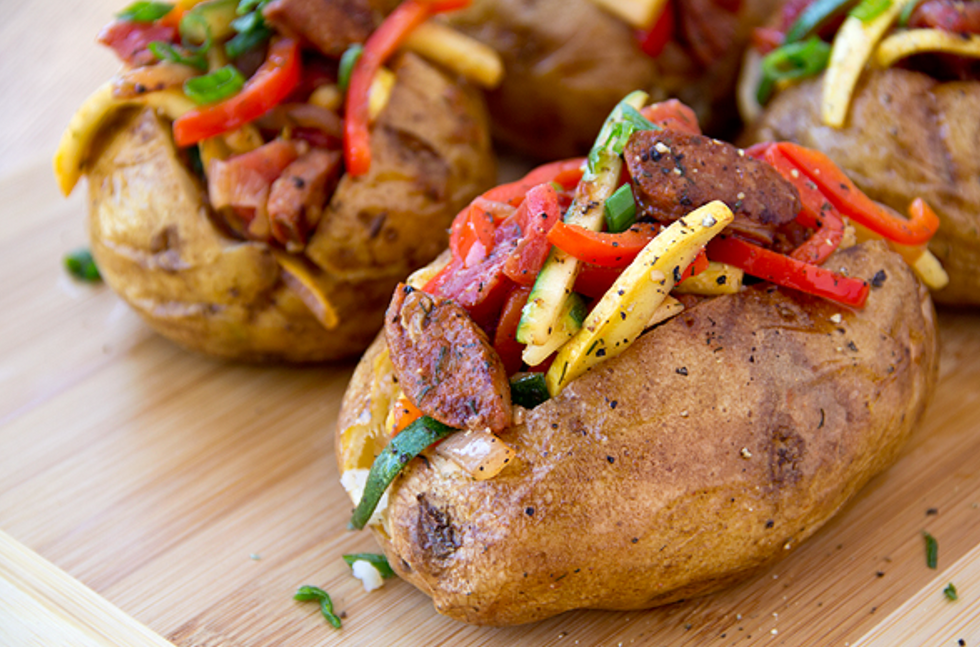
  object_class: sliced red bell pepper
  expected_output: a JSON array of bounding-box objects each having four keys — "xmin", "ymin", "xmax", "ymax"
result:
[
  {"xmin": 636, "ymin": 0, "xmax": 675, "ymax": 58},
  {"xmin": 481, "ymin": 158, "xmax": 585, "ymax": 206},
  {"xmin": 173, "ymin": 37, "xmax": 301, "ymax": 147},
  {"xmin": 503, "ymin": 183, "xmax": 562, "ymax": 286},
  {"xmin": 450, "ymin": 202, "xmax": 496, "ymax": 268},
  {"xmin": 547, "ymin": 221, "xmax": 662, "ymax": 268},
  {"xmin": 640, "ymin": 98, "xmax": 702, "ymax": 135},
  {"xmin": 344, "ymin": 0, "xmax": 471, "ymax": 176},
  {"xmin": 493, "ymin": 285, "xmax": 533, "ymax": 376},
  {"xmin": 708, "ymin": 236, "xmax": 869, "ymax": 307},
  {"xmin": 761, "ymin": 145, "xmax": 845, "ymax": 265},
  {"xmin": 775, "ymin": 142, "xmax": 939, "ymax": 247}
]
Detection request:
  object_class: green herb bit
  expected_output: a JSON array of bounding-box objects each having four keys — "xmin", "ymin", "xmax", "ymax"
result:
[
  {"xmin": 349, "ymin": 416, "xmax": 456, "ymax": 530},
  {"xmin": 850, "ymin": 0, "xmax": 893, "ymax": 22},
  {"xmin": 604, "ymin": 183, "xmax": 637, "ymax": 233},
  {"xmin": 237, "ymin": 0, "xmax": 271, "ymax": 13},
  {"xmin": 184, "ymin": 65, "xmax": 246, "ymax": 104},
  {"xmin": 342, "ymin": 553, "xmax": 396, "ymax": 578},
  {"xmin": 117, "ymin": 1, "xmax": 174, "ymax": 23},
  {"xmin": 339, "ymin": 44, "xmax": 364, "ymax": 92},
  {"xmin": 923, "ymin": 531, "xmax": 939, "ymax": 569},
  {"xmin": 784, "ymin": 0, "xmax": 860, "ymax": 42},
  {"xmin": 510, "ymin": 373, "xmax": 551, "ymax": 409},
  {"xmin": 225, "ymin": 26, "xmax": 272, "ymax": 59},
  {"xmin": 294, "ymin": 585, "xmax": 342, "ymax": 629},
  {"xmin": 148, "ymin": 41, "xmax": 208, "ymax": 71},
  {"xmin": 64, "ymin": 248, "xmax": 102, "ymax": 282},
  {"xmin": 757, "ymin": 37, "xmax": 832, "ymax": 105},
  {"xmin": 898, "ymin": 0, "xmax": 920, "ymax": 26},
  {"xmin": 943, "ymin": 582, "xmax": 958, "ymax": 601}
]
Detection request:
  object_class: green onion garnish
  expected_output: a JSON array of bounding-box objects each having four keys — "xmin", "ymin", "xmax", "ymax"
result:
[
  {"xmin": 349, "ymin": 416, "xmax": 456, "ymax": 530},
  {"xmin": 64, "ymin": 249, "xmax": 101, "ymax": 282},
  {"xmin": 604, "ymin": 183, "xmax": 637, "ymax": 233},
  {"xmin": 294, "ymin": 585, "xmax": 342, "ymax": 629},
  {"xmin": 757, "ymin": 37, "xmax": 832, "ymax": 105},
  {"xmin": 184, "ymin": 65, "xmax": 245, "ymax": 104},
  {"xmin": 510, "ymin": 373, "xmax": 551, "ymax": 409},
  {"xmin": 148, "ymin": 41, "xmax": 208, "ymax": 71},
  {"xmin": 784, "ymin": 0, "xmax": 860, "ymax": 42},
  {"xmin": 225, "ymin": 26, "xmax": 272, "ymax": 59},
  {"xmin": 898, "ymin": 0, "xmax": 920, "ymax": 26},
  {"xmin": 342, "ymin": 553, "xmax": 396, "ymax": 578},
  {"xmin": 850, "ymin": 0, "xmax": 893, "ymax": 22},
  {"xmin": 943, "ymin": 582, "xmax": 958, "ymax": 601},
  {"xmin": 923, "ymin": 531, "xmax": 939, "ymax": 569},
  {"xmin": 117, "ymin": 1, "xmax": 174, "ymax": 23},
  {"xmin": 339, "ymin": 44, "xmax": 364, "ymax": 92},
  {"xmin": 225, "ymin": 0, "xmax": 273, "ymax": 59}
]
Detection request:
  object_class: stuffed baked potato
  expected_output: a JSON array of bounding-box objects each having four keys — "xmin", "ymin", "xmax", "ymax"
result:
[
  {"xmin": 739, "ymin": 0, "xmax": 980, "ymax": 305},
  {"xmin": 442, "ymin": 0, "xmax": 784, "ymax": 158},
  {"xmin": 55, "ymin": 0, "xmax": 496, "ymax": 362},
  {"xmin": 336, "ymin": 95, "xmax": 939, "ymax": 624}
]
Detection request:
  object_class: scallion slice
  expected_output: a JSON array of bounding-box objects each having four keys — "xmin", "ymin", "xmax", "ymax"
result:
[
  {"xmin": 117, "ymin": 1, "xmax": 174, "ymax": 23},
  {"xmin": 64, "ymin": 248, "xmax": 101, "ymax": 282},
  {"xmin": 184, "ymin": 65, "xmax": 246, "ymax": 104},
  {"xmin": 604, "ymin": 183, "xmax": 637, "ymax": 233},
  {"xmin": 148, "ymin": 41, "xmax": 208, "ymax": 71},
  {"xmin": 943, "ymin": 582, "xmax": 958, "ymax": 601},
  {"xmin": 339, "ymin": 44, "xmax": 364, "ymax": 92},
  {"xmin": 349, "ymin": 416, "xmax": 456, "ymax": 530},
  {"xmin": 850, "ymin": 0, "xmax": 893, "ymax": 22},
  {"xmin": 294, "ymin": 585, "xmax": 342, "ymax": 628},
  {"xmin": 784, "ymin": 0, "xmax": 860, "ymax": 42},
  {"xmin": 924, "ymin": 531, "xmax": 939, "ymax": 569},
  {"xmin": 757, "ymin": 37, "xmax": 832, "ymax": 104},
  {"xmin": 342, "ymin": 553, "xmax": 396, "ymax": 578},
  {"xmin": 898, "ymin": 0, "xmax": 919, "ymax": 25}
]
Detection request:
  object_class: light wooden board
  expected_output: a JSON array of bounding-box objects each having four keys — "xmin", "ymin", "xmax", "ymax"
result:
[{"xmin": 1, "ymin": 161, "xmax": 979, "ymax": 647}]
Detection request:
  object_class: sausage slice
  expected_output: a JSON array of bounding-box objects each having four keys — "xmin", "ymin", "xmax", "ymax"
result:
[{"xmin": 384, "ymin": 285, "xmax": 512, "ymax": 433}]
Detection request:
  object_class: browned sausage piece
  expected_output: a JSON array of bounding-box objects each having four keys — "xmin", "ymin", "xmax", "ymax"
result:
[
  {"xmin": 384, "ymin": 284, "xmax": 512, "ymax": 433},
  {"xmin": 262, "ymin": 0, "xmax": 376, "ymax": 57},
  {"xmin": 268, "ymin": 148, "xmax": 342, "ymax": 249},
  {"xmin": 625, "ymin": 130, "xmax": 801, "ymax": 245}
]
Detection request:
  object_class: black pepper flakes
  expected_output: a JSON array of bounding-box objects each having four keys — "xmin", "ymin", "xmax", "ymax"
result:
[
  {"xmin": 525, "ymin": 507, "xmax": 535, "ymax": 516},
  {"xmin": 610, "ymin": 400, "xmax": 619, "ymax": 409},
  {"xmin": 871, "ymin": 269, "xmax": 887, "ymax": 288},
  {"xmin": 676, "ymin": 367, "xmax": 688, "ymax": 376},
  {"xmin": 606, "ymin": 456, "xmax": 615, "ymax": 464}
]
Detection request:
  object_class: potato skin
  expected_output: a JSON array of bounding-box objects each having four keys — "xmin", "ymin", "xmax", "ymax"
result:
[
  {"xmin": 85, "ymin": 53, "xmax": 494, "ymax": 362},
  {"xmin": 337, "ymin": 241, "xmax": 937, "ymax": 624},
  {"xmin": 443, "ymin": 0, "xmax": 781, "ymax": 159},
  {"xmin": 744, "ymin": 68, "xmax": 980, "ymax": 306}
]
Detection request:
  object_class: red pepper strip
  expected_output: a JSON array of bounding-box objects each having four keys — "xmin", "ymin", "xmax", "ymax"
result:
[
  {"xmin": 572, "ymin": 248, "xmax": 707, "ymax": 298},
  {"xmin": 493, "ymin": 285, "xmax": 533, "ymax": 376},
  {"xmin": 450, "ymin": 201, "xmax": 496, "ymax": 268},
  {"xmin": 762, "ymin": 146, "xmax": 845, "ymax": 264},
  {"xmin": 503, "ymin": 183, "xmax": 563, "ymax": 286},
  {"xmin": 173, "ymin": 37, "xmax": 301, "ymax": 147},
  {"xmin": 344, "ymin": 0, "xmax": 470, "ymax": 176},
  {"xmin": 636, "ymin": 0, "xmax": 675, "ymax": 58},
  {"xmin": 469, "ymin": 196, "xmax": 517, "ymax": 224},
  {"xmin": 775, "ymin": 143, "xmax": 940, "ymax": 246},
  {"xmin": 640, "ymin": 99, "xmax": 702, "ymax": 135},
  {"xmin": 482, "ymin": 158, "xmax": 586, "ymax": 207},
  {"xmin": 708, "ymin": 236, "xmax": 869, "ymax": 307},
  {"xmin": 547, "ymin": 221, "xmax": 662, "ymax": 268},
  {"xmin": 686, "ymin": 248, "xmax": 710, "ymax": 279}
]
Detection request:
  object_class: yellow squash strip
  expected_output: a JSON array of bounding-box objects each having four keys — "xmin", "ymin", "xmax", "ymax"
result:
[
  {"xmin": 54, "ymin": 82, "xmax": 195, "ymax": 196},
  {"xmin": 403, "ymin": 21, "xmax": 504, "ymax": 88},
  {"xmin": 369, "ymin": 67, "xmax": 397, "ymax": 121},
  {"xmin": 589, "ymin": 0, "xmax": 669, "ymax": 29},
  {"xmin": 545, "ymin": 201, "xmax": 734, "ymax": 395},
  {"xmin": 646, "ymin": 295, "xmax": 684, "ymax": 328},
  {"xmin": 308, "ymin": 84, "xmax": 343, "ymax": 112},
  {"xmin": 673, "ymin": 261, "xmax": 744, "ymax": 295},
  {"xmin": 875, "ymin": 29, "xmax": 980, "ymax": 67},
  {"xmin": 821, "ymin": 0, "xmax": 918, "ymax": 128},
  {"xmin": 272, "ymin": 250, "xmax": 341, "ymax": 330}
]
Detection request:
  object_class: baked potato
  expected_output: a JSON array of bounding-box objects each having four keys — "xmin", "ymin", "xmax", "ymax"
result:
[
  {"xmin": 442, "ymin": 0, "xmax": 784, "ymax": 159},
  {"xmin": 335, "ymin": 96, "xmax": 939, "ymax": 624},
  {"xmin": 55, "ymin": 1, "xmax": 496, "ymax": 362},
  {"xmin": 739, "ymin": 0, "xmax": 980, "ymax": 305}
]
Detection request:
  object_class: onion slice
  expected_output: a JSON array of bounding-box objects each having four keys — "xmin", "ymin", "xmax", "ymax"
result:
[{"xmin": 433, "ymin": 429, "xmax": 515, "ymax": 480}]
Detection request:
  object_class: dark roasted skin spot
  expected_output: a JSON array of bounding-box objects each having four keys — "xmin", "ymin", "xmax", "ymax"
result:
[{"xmin": 416, "ymin": 493, "xmax": 460, "ymax": 560}]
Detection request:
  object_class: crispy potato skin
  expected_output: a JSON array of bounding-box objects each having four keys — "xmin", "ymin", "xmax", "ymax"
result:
[
  {"xmin": 85, "ymin": 53, "xmax": 494, "ymax": 362},
  {"xmin": 744, "ymin": 68, "xmax": 980, "ymax": 306},
  {"xmin": 443, "ymin": 0, "xmax": 780, "ymax": 159},
  {"xmin": 337, "ymin": 241, "xmax": 937, "ymax": 624}
]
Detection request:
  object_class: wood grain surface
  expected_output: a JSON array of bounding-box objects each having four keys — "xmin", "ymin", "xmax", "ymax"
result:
[{"xmin": 1, "ymin": 1, "xmax": 979, "ymax": 645}]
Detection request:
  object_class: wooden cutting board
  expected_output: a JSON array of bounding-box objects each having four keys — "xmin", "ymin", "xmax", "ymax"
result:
[{"xmin": 1, "ymin": 161, "xmax": 979, "ymax": 646}]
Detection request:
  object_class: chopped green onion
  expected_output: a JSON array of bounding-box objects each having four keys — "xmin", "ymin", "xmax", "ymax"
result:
[
  {"xmin": 850, "ymin": 0, "xmax": 893, "ymax": 22},
  {"xmin": 230, "ymin": 10, "xmax": 263, "ymax": 33},
  {"xmin": 64, "ymin": 249, "xmax": 101, "ymax": 282},
  {"xmin": 237, "ymin": 0, "xmax": 270, "ymax": 13},
  {"xmin": 342, "ymin": 553, "xmax": 396, "ymax": 578},
  {"xmin": 510, "ymin": 373, "xmax": 551, "ymax": 409},
  {"xmin": 784, "ymin": 0, "xmax": 860, "ymax": 42},
  {"xmin": 339, "ymin": 44, "xmax": 364, "ymax": 92},
  {"xmin": 349, "ymin": 416, "xmax": 456, "ymax": 530},
  {"xmin": 294, "ymin": 585, "xmax": 342, "ymax": 629},
  {"xmin": 184, "ymin": 65, "xmax": 245, "ymax": 104},
  {"xmin": 923, "ymin": 531, "xmax": 939, "ymax": 569},
  {"xmin": 604, "ymin": 183, "xmax": 636, "ymax": 233},
  {"xmin": 225, "ymin": 26, "xmax": 272, "ymax": 59},
  {"xmin": 898, "ymin": 0, "xmax": 919, "ymax": 26},
  {"xmin": 757, "ymin": 37, "xmax": 832, "ymax": 104},
  {"xmin": 587, "ymin": 103, "xmax": 658, "ymax": 175},
  {"xmin": 117, "ymin": 1, "xmax": 174, "ymax": 23},
  {"xmin": 943, "ymin": 582, "xmax": 958, "ymax": 601},
  {"xmin": 148, "ymin": 41, "xmax": 208, "ymax": 71}
]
